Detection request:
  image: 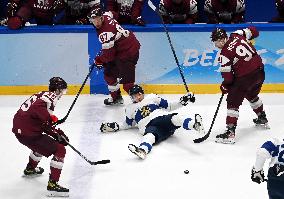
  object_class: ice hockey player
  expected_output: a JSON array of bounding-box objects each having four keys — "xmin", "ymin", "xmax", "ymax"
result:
[
  {"xmin": 251, "ymin": 137, "xmax": 284, "ymax": 199},
  {"xmin": 89, "ymin": 7, "xmax": 141, "ymax": 106},
  {"xmin": 100, "ymin": 84, "xmax": 205, "ymax": 159},
  {"xmin": 211, "ymin": 26, "xmax": 269, "ymax": 144},
  {"xmin": 6, "ymin": 0, "xmax": 66, "ymax": 29},
  {"xmin": 12, "ymin": 77, "xmax": 69, "ymax": 197},
  {"xmin": 107, "ymin": 0, "xmax": 146, "ymax": 26},
  {"xmin": 204, "ymin": 0, "xmax": 245, "ymax": 24},
  {"xmin": 159, "ymin": 0, "xmax": 198, "ymax": 24}
]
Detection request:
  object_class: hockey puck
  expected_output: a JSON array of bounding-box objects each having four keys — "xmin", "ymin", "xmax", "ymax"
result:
[{"xmin": 184, "ymin": 170, "xmax": 189, "ymax": 174}]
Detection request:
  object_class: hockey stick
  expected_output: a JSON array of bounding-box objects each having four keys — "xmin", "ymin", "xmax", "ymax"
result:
[
  {"xmin": 193, "ymin": 93, "xmax": 224, "ymax": 143},
  {"xmin": 148, "ymin": 0, "xmax": 190, "ymax": 93},
  {"xmin": 55, "ymin": 63, "xmax": 96, "ymax": 126},
  {"xmin": 67, "ymin": 141, "xmax": 110, "ymax": 165}
]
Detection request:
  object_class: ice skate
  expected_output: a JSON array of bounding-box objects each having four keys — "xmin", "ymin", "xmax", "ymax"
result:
[
  {"xmin": 253, "ymin": 111, "xmax": 270, "ymax": 129},
  {"xmin": 215, "ymin": 125, "xmax": 236, "ymax": 144},
  {"xmin": 23, "ymin": 167, "xmax": 44, "ymax": 178},
  {"xmin": 104, "ymin": 95, "xmax": 124, "ymax": 106},
  {"xmin": 193, "ymin": 114, "xmax": 205, "ymax": 134},
  {"xmin": 128, "ymin": 144, "xmax": 146, "ymax": 160},
  {"xmin": 47, "ymin": 180, "xmax": 69, "ymax": 197}
]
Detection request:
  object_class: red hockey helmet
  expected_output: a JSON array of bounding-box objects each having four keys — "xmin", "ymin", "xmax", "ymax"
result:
[{"xmin": 211, "ymin": 28, "xmax": 228, "ymax": 42}]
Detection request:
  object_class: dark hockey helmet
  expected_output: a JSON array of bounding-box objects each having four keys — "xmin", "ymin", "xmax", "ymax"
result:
[
  {"xmin": 49, "ymin": 77, "xmax": 67, "ymax": 92},
  {"xmin": 88, "ymin": 7, "xmax": 103, "ymax": 18},
  {"xmin": 211, "ymin": 28, "xmax": 228, "ymax": 42},
  {"xmin": 129, "ymin": 85, "xmax": 144, "ymax": 96}
]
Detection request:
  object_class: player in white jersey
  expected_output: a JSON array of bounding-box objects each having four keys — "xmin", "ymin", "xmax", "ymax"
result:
[
  {"xmin": 251, "ymin": 138, "xmax": 284, "ymax": 199},
  {"xmin": 100, "ymin": 84, "xmax": 206, "ymax": 159}
]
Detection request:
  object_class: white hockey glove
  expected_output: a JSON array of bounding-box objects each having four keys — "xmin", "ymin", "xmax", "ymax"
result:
[
  {"xmin": 180, "ymin": 92, "xmax": 195, "ymax": 106},
  {"xmin": 251, "ymin": 167, "xmax": 265, "ymax": 184},
  {"xmin": 100, "ymin": 122, "xmax": 119, "ymax": 133}
]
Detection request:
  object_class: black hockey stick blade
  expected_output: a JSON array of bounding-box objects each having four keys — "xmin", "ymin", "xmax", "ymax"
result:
[
  {"xmin": 193, "ymin": 132, "xmax": 210, "ymax": 143},
  {"xmin": 67, "ymin": 141, "xmax": 110, "ymax": 166},
  {"xmin": 89, "ymin": 159, "xmax": 111, "ymax": 165}
]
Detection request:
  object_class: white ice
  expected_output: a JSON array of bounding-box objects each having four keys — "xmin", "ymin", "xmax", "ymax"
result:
[{"xmin": 1, "ymin": 93, "xmax": 283, "ymax": 199}]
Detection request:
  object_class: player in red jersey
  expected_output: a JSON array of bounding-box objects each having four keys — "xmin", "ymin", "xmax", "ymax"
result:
[
  {"xmin": 211, "ymin": 26, "xmax": 269, "ymax": 144},
  {"xmin": 107, "ymin": 0, "xmax": 145, "ymax": 25},
  {"xmin": 12, "ymin": 77, "xmax": 69, "ymax": 197},
  {"xmin": 158, "ymin": 0, "xmax": 198, "ymax": 24},
  {"xmin": 7, "ymin": 0, "xmax": 66, "ymax": 29},
  {"xmin": 204, "ymin": 0, "xmax": 245, "ymax": 24},
  {"xmin": 89, "ymin": 7, "xmax": 141, "ymax": 105}
]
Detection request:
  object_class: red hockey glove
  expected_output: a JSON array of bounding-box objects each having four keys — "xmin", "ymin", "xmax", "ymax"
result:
[
  {"xmin": 50, "ymin": 115, "xmax": 58, "ymax": 124},
  {"xmin": 131, "ymin": 16, "xmax": 146, "ymax": 26},
  {"xmin": 54, "ymin": 128, "xmax": 69, "ymax": 146},
  {"xmin": 220, "ymin": 84, "xmax": 229, "ymax": 94},
  {"xmin": 95, "ymin": 56, "xmax": 104, "ymax": 69}
]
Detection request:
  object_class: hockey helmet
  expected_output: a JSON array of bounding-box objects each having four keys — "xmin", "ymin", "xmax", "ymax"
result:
[
  {"xmin": 211, "ymin": 28, "xmax": 228, "ymax": 42},
  {"xmin": 129, "ymin": 84, "xmax": 144, "ymax": 96},
  {"xmin": 129, "ymin": 85, "xmax": 144, "ymax": 102},
  {"xmin": 88, "ymin": 7, "xmax": 103, "ymax": 19},
  {"xmin": 49, "ymin": 77, "xmax": 67, "ymax": 92}
]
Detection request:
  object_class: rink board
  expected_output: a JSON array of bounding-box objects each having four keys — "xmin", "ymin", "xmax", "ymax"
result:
[{"xmin": 1, "ymin": 24, "xmax": 284, "ymax": 94}]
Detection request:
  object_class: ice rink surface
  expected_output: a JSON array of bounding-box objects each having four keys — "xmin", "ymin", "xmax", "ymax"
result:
[{"xmin": 1, "ymin": 93, "xmax": 283, "ymax": 199}]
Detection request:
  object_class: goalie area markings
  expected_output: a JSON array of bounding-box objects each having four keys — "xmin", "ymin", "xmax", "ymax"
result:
[{"xmin": 0, "ymin": 83, "xmax": 284, "ymax": 95}]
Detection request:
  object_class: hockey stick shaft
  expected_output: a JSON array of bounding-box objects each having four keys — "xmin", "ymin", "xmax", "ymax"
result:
[
  {"xmin": 55, "ymin": 64, "xmax": 96, "ymax": 125},
  {"xmin": 193, "ymin": 93, "xmax": 224, "ymax": 143},
  {"xmin": 148, "ymin": 0, "xmax": 189, "ymax": 92},
  {"xmin": 67, "ymin": 142, "xmax": 110, "ymax": 165}
]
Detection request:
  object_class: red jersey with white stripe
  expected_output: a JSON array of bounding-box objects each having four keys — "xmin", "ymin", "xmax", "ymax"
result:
[
  {"xmin": 96, "ymin": 12, "xmax": 140, "ymax": 63},
  {"xmin": 12, "ymin": 91, "xmax": 58, "ymax": 136},
  {"xmin": 218, "ymin": 27, "xmax": 263, "ymax": 85}
]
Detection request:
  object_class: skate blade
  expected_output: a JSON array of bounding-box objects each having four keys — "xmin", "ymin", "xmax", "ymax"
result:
[
  {"xmin": 46, "ymin": 191, "xmax": 69, "ymax": 197},
  {"xmin": 215, "ymin": 138, "xmax": 235, "ymax": 144},
  {"xmin": 22, "ymin": 173, "xmax": 42, "ymax": 178},
  {"xmin": 255, "ymin": 123, "xmax": 270, "ymax": 129},
  {"xmin": 128, "ymin": 144, "xmax": 146, "ymax": 160}
]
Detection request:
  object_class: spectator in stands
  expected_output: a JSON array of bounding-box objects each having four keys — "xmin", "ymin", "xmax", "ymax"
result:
[
  {"xmin": 158, "ymin": 0, "xmax": 198, "ymax": 24},
  {"xmin": 64, "ymin": 0, "xmax": 100, "ymax": 24},
  {"xmin": 7, "ymin": 0, "xmax": 66, "ymax": 29},
  {"xmin": 204, "ymin": 0, "xmax": 245, "ymax": 24},
  {"xmin": 271, "ymin": 0, "xmax": 284, "ymax": 22},
  {"xmin": 106, "ymin": 0, "xmax": 145, "ymax": 26}
]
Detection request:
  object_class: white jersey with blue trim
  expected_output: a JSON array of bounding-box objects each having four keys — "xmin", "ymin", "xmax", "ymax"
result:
[
  {"xmin": 254, "ymin": 138, "xmax": 284, "ymax": 171},
  {"xmin": 122, "ymin": 94, "xmax": 181, "ymax": 134}
]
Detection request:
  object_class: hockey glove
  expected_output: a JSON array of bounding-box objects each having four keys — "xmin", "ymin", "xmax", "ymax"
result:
[
  {"xmin": 54, "ymin": 128, "xmax": 69, "ymax": 146},
  {"xmin": 180, "ymin": 92, "xmax": 195, "ymax": 106},
  {"xmin": 95, "ymin": 56, "xmax": 104, "ymax": 69},
  {"xmin": 251, "ymin": 167, "xmax": 265, "ymax": 184},
  {"xmin": 100, "ymin": 122, "xmax": 119, "ymax": 133},
  {"xmin": 220, "ymin": 83, "xmax": 229, "ymax": 94},
  {"xmin": 50, "ymin": 115, "xmax": 58, "ymax": 124}
]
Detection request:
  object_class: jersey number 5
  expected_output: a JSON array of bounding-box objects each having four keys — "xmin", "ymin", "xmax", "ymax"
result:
[{"xmin": 21, "ymin": 95, "xmax": 37, "ymax": 111}]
